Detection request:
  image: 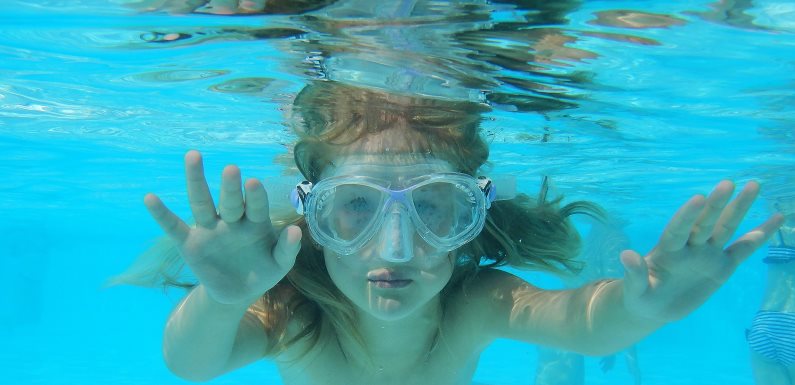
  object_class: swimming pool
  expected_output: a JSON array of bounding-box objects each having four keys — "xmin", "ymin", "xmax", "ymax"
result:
[{"xmin": 1, "ymin": 0, "xmax": 793, "ymax": 384}]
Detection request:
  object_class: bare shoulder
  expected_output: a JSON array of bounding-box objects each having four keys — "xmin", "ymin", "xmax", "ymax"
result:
[
  {"xmin": 444, "ymin": 268, "xmax": 545, "ymax": 346},
  {"xmin": 449, "ymin": 268, "xmax": 541, "ymax": 307}
]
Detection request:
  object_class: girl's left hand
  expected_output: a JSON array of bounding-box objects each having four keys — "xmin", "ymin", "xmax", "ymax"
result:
[{"xmin": 620, "ymin": 180, "xmax": 784, "ymax": 322}]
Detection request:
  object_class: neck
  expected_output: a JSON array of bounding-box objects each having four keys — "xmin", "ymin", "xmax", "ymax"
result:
[{"xmin": 351, "ymin": 296, "xmax": 443, "ymax": 369}]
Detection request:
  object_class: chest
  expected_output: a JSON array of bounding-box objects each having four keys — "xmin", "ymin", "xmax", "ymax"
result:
[{"xmin": 277, "ymin": 330, "xmax": 484, "ymax": 385}]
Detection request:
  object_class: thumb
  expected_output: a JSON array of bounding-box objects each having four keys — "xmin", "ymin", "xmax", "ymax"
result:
[
  {"xmin": 620, "ymin": 249, "xmax": 648, "ymax": 298},
  {"xmin": 272, "ymin": 225, "xmax": 302, "ymax": 271}
]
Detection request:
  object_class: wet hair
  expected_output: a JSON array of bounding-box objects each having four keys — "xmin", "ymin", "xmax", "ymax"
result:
[
  {"xmin": 265, "ymin": 81, "xmax": 601, "ymax": 360},
  {"xmin": 111, "ymin": 80, "xmax": 601, "ymax": 364}
]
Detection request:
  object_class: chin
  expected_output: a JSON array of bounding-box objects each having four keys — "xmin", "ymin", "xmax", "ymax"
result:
[
  {"xmin": 356, "ymin": 286, "xmax": 437, "ymax": 321},
  {"xmin": 363, "ymin": 298, "xmax": 419, "ymax": 321}
]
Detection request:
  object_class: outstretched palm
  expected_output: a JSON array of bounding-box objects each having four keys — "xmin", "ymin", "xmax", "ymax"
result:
[
  {"xmin": 620, "ymin": 181, "xmax": 783, "ymax": 321},
  {"xmin": 144, "ymin": 150, "xmax": 301, "ymax": 304}
]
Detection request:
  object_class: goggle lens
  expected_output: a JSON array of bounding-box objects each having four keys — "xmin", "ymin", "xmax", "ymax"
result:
[
  {"xmin": 321, "ymin": 184, "xmax": 385, "ymax": 242},
  {"xmin": 296, "ymin": 173, "xmax": 492, "ymax": 257}
]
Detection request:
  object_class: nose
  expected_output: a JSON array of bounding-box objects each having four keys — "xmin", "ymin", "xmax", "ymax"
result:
[{"xmin": 378, "ymin": 202, "xmax": 414, "ymax": 263}]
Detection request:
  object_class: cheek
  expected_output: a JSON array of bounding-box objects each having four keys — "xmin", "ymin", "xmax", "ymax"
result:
[
  {"xmin": 323, "ymin": 250, "xmax": 370, "ymax": 294},
  {"xmin": 417, "ymin": 253, "xmax": 455, "ymax": 288},
  {"xmin": 323, "ymin": 251, "xmax": 352, "ymax": 287}
]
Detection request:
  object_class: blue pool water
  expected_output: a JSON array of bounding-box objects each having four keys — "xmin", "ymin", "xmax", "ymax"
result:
[{"xmin": 1, "ymin": 0, "xmax": 793, "ymax": 384}]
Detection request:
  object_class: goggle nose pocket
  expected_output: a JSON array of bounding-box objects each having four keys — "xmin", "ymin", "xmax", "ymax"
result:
[{"xmin": 378, "ymin": 204, "xmax": 415, "ymax": 263}]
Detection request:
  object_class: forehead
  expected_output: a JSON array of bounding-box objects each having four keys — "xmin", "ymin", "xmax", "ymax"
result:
[{"xmin": 322, "ymin": 155, "xmax": 454, "ymax": 180}]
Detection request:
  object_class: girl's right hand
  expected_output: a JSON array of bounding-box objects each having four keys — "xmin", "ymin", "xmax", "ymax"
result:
[{"xmin": 144, "ymin": 150, "xmax": 302, "ymax": 305}]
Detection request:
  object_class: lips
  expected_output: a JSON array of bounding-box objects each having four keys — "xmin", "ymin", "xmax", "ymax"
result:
[{"xmin": 367, "ymin": 269, "xmax": 413, "ymax": 288}]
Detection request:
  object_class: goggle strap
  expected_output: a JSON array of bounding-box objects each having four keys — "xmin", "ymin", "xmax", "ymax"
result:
[
  {"xmin": 291, "ymin": 181, "xmax": 313, "ymax": 215},
  {"xmin": 488, "ymin": 174, "xmax": 518, "ymax": 202},
  {"xmin": 477, "ymin": 176, "xmax": 495, "ymax": 209}
]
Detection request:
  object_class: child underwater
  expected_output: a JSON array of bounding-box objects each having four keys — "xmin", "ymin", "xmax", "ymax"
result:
[{"xmin": 115, "ymin": 81, "xmax": 784, "ymax": 385}]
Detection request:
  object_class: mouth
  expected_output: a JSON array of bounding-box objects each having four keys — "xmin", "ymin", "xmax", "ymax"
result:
[
  {"xmin": 367, "ymin": 269, "xmax": 413, "ymax": 288},
  {"xmin": 368, "ymin": 279, "xmax": 413, "ymax": 288}
]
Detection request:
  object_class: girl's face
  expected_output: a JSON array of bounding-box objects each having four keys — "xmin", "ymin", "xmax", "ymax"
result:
[{"xmin": 320, "ymin": 155, "xmax": 457, "ymax": 321}]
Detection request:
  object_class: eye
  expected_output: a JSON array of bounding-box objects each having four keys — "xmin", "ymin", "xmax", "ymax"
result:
[
  {"xmin": 415, "ymin": 200, "xmax": 443, "ymax": 225},
  {"xmin": 415, "ymin": 200, "xmax": 437, "ymax": 214},
  {"xmin": 345, "ymin": 196, "xmax": 371, "ymax": 212}
]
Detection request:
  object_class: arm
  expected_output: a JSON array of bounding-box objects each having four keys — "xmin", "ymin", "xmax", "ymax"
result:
[
  {"xmin": 145, "ymin": 150, "xmax": 302, "ymax": 380},
  {"xmin": 471, "ymin": 271, "xmax": 660, "ymax": 355},
  {"xmin": 163, "ymin": 285, "xmax": 268, "ymax": 381},
  {"xmin": 470, "ymin": 180, "xmax": 783, "ymax": 355}
]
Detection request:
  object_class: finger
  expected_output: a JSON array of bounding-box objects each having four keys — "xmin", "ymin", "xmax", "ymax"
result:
[
  {"xmin": 272, "ymin": 225, "xmax": 302, "ymax": 270},
  {"xmin": 688, "ymin": 181, "xmax": 734, "ymax": 245},
  {"xmin": 620, "ymin": 249, "xmax": 648, "ymax": 298},
  {"xmin": 196, "ymin": 0, "xmax": 238, "ymax": 14},
  {"xmin": 710, "ymin": 181, "xmax": 760, "ymax": 246},
  {"xmin": 725, "ymin": 214, "xmax": 785, "ymax": 264},
  {"xmin": 244, "ymin": 178, "xmax": 270, "ymax": 223},
  {"xmin": 144, "ymin": 193, "xmax": 190, "ymax": 243},
  {"xmin": 185, "ymin": 150, "xmax": 218, "ymax": 227},
  {"xmin": 218, "ymin": 165, "xmax": 244, "ymax": 222},
  {"xmin": 238, "ymin": 0, "xmax": 266, "ymax": 13},
  {"xmin": 657, "ymin": 195, "xmax": 706, "ymax": 252}
]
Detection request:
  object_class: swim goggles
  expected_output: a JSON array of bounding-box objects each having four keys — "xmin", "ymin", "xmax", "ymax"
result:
[{"xmin": 291, "ymin": 173, "xmax": 497, "ymax": 261}]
